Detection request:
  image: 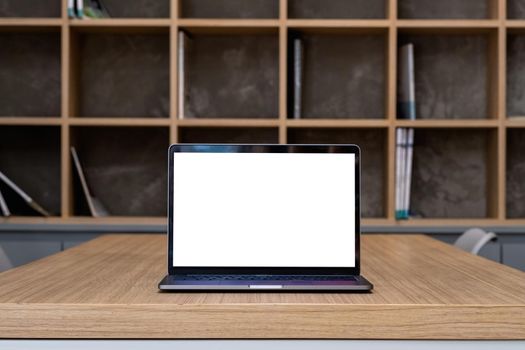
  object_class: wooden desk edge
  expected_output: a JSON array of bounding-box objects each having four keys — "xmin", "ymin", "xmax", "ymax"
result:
[{"xmin": 1, "ymin": 303, "xmax": 524, "ymax": 339}]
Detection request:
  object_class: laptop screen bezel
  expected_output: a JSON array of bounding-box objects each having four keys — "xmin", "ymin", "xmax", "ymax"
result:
[{"xmin": 167, "ymin": 144, "xmax": 361, "ymax": 276}]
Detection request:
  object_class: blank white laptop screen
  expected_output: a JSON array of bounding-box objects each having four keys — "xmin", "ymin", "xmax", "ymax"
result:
[{"xmin": 172, "ymin": 152, "xmax": 356, "ymax": 267}]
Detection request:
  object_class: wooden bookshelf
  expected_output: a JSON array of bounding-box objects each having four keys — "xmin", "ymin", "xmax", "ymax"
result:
[{"xmin": 1, "ymin": 0, "xmax": 525, "ymax": 228}]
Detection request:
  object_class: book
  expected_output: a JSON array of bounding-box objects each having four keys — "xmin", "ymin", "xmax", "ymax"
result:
[
  {"xmin": 395, "ymin": 128, "xmax": 407, "ymax": 220},
  {"xmin": 76, "ymin": 0, "xmax": 85, "ymax": 19},
  {"xmin": 178, "ymin": 31, "xmax": 190, "ymax": 119},
  {"xmin": 293, "ymin": 38, "xmax": 303, "ymax": 119},
  {"xmin": 404, "ymin": 128, "xmax": 415, "ymax": 219},
  {"xmin": 71, "ymin": 147, "xmax": 109, "ymax": 217},
  {"xmin": 84, "ymin": 0, "xmax": 110, "ymax": 19},
  {"xmin": 0, "ymin": 170, "xmax": 51, "ymax": 217},
  {"xmin": 0, "ymin": 188, "xmax": 10, "ymax": 217},
  {"xmin": 68, "ymin": 0, "xmax": 76, "ymax": 18},
  {"xmin": 398, "ymin": 43, "xmax": 416, "ymax": 120}
]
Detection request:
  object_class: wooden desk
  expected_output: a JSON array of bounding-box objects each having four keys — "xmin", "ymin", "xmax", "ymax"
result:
[{"xmin": 0, "ymin": 234, "xmax": 524, "ymax": 340}]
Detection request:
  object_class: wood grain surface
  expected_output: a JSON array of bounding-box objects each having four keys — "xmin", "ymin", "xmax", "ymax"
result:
[{"xmin": 0, "ymin": 234, "xmax": 524, "ymax": 339}]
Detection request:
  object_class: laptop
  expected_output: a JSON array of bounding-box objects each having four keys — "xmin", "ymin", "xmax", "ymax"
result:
[{"xmin": 158, "ymin": 144, "xmax": 373, "ymax": 291}]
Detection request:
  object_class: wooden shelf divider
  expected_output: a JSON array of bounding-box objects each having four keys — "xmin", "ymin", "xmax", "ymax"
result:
[{"xmin": 0, "ymin": 0, "xmax": 525, "ymax": 226}]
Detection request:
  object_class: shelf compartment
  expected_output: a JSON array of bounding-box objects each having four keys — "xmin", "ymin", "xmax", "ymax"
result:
[
  {"xmin": 0, "ymin": 126, "xmax": 61, "ymax": 216},
  {"xmin": 291, "ymin": 30, "xmax": 386, "ymax": 119},
  {"xmin": 180, "ymin": 0, "xmax": 279, "ymax": 19},
  {"xmin": 288, "ymin": 0, "xmax": 386, "ymax": 19},
  {"xmin": 98, "ymin": 0, "xmax": 170, "ymax": 18},
  {"xmin": 398, "ymin": 0, "xmax": 492, "ymax": 19},
  {"xmin": 0, "ymin": 0, "xmax": 61, "ymax": 18},
  {"xmin": 0, "ymin": 31, "xmax": 60, "ymax": 117},
  {"xmin": 178, "ymin": 127, "xmax": 279, "ymax": 143},
  {"xmin": 410, "ymin": 129, "xmax": 495, "ymax": 219},
  {"xmin": 70, "ymin": 126, "xmax": 169, "ymax": 217},
  {"xmin": 398, "ymin": 31, "xmax": 494, "ymax": 119},
  {"xmin": 287, "ymin": 128, "xmax": 387, "ymax": 218},
  {"xmin": 73, "ymin": 30, "xmax": 169, "ymax": 118},
  {"xmin": 508, "ymin": 0, "xmax": 525, "ymax": 19},
  {"xmin": 507, "ymin": 32, "xmax": 525, "ymax": 117},
  {"xmin": 180, "ymin": 31, "xmax": 279, "ymax": 119},
  {"xmin": 506, "ymin": 129, "xmax": 525, "ymax": 218}
]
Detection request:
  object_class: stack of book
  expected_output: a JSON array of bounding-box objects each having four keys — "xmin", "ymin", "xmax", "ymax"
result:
[
  {"xmin": 0, "ymin": 170, "xmax": 51, "ymax": 217},
  {"xmin": 70, "ymin": 147, "xmax": 109, "ymax": 217},
  {"xmin": 178, "ymin": 31, "xmax": 191, "ymax": 120},
  {"xmin": 68, "ymin": 0, "xmax": 110, "ymax": 19},
  {"xmin": 395, "ymin": 128, "xmax": 414, "ymax": 220},
  {"xmin": 396, "ymin": 43, "xmax": 416, "ymax": 220},
  {"xmin": 290, "ymin": 36, "xmax": 304, "ymax": 119},
  {"xmin": 0, "ymin": 149, "xmax": 109, "ymax": 218}
]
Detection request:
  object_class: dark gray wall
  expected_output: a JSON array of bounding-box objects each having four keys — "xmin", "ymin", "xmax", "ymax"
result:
[
  {"xmin": 181, "ymin": 0, "xmax": 278, "ymax": 18},
  {"xmin": 0, "ymin": 32, "xmax": 61, "ymax": 117},
  {"xmin": 506, "ymin": 129, "xmax": 525, "ymax": 218},
  {"xmin": 71, "ymin": 127, "xmax": 168, "ymax": 216},
  {"xmin": 400, "ymin": 34, "xmax": 488, "ymax": 119},
  {"xmin": 508, "ymin": 0, "xmax": 525, "ymax": 19},
  {"xmin": 184, "ymin": 34, "xmax": 279, "ymax": 119},
  {"xmin": 0, "ymin": 126, "xmax": 61, "ymax": 216},
  {"xmin": 179, "ymin": 127, "xmax": 279, "ymax": 143},
  {"xmin": 0, "ymin": 0, "xmax": 61, "ymax": 17},
  {"xmin": 79, "ymin": 33, "xmax": 169, "ymax": 118},
  {"xmin": 287, "ymin": 128, "xmax": 386, "ymax": 218},
  {"xmin": 102, "ymin": 0, "xmax": 170, "ymax": 18},
  {"xmin": 507, "ymin": 34, "xmax": 525, "ymax": 117},
  {"xmin": 411, "ymin": 129, "xmax": 488, "ymax": 218},
  {"xmin": 301, "ymin": 34, "xmax": 385, "ymax": 119},
  {"xmin": 399, "ymin": 0, "xmax": 488, "ymax": 19},
  {"xmin": 288, "ymin": 0, "xmax": 385, "ymax": 19}
]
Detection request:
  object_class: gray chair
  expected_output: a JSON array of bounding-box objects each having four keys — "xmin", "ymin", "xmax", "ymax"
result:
[
  {"xmin": 454, "ymin": 228, "xmax": 497, "ymax": 255},
  {"xmin": 0, "ymin": 245, "xmax": 12, "ymax": 272}
]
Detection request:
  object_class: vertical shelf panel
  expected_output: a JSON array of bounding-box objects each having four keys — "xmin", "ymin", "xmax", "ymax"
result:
[
  {"xmin": 181, "ymin": 31, "xmax": 279, "ymax": 118},
  {"xmin": 76, "ymin": 31, "xmax": 170, "ymax": 118},
  {"xmin": 288, "ymin": 0, "xmax": 386, "ymax": 19},
  {"xmin": 0, "ymin": 0, "xmax": 61, "ymax": 18},
  {"xmin": 410, "ymin": 129, "xmax": 492, "ymax": 219},
  {"xmin": 0, "ymin": 31, "xmax": 61, "ymax": 117},
  {"xmin": 70, "ymin": 127, "xmax": 169, "ymax": 217},
  {"xmin": 398, "ymin": 0, "xmax": 490, "ymax": 19},
  {"xmin": 0, "ymin": 126, "xmax": 61, "ymax": 216},
  {"xmin": 180, "ymin": 0, "xmax": 279, "ymax": 19},
  {"xmin": 287, "ymin": 128, "xmax": 387, "ymax": 218},
  {"xmin": 100, "ymin": 0, "xmax": 170, "ymax": 18},
  {"xmin": 398, "ymin": 32, "xmax": 491, "ymax": 119},
  {"xmin": 295, "ymin": 32, "xmax": 386, "ymax": 119}
]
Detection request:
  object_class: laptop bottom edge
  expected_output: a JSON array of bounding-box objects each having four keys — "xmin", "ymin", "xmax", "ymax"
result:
[{"xmin": 158, "ymin": 275, "xmax": 373, "ymax": 292}]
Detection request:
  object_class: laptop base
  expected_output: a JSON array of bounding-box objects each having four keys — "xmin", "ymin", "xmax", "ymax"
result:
[{"xmin": 158, "ymin": 274, "xmax": 373, "ymax": 292}]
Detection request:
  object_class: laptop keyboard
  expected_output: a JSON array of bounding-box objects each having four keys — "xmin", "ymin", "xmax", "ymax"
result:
[{"xmin": 174, "ymin": 274, "xmax": 357, "ymax": 281}]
